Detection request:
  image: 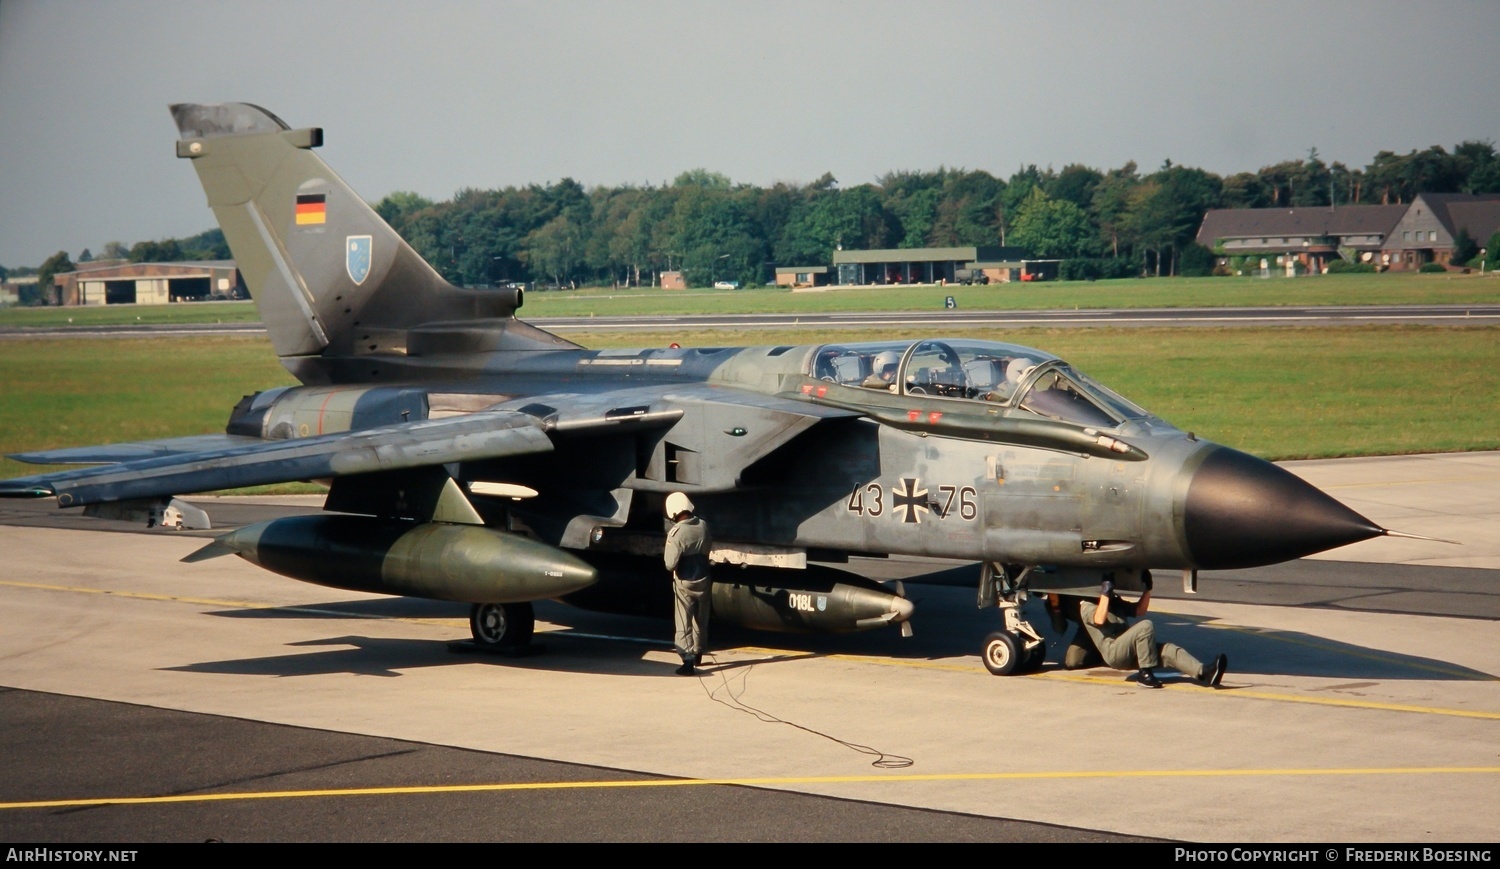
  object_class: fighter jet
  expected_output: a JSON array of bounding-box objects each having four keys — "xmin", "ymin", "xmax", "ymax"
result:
[{"xmin": 0, "ymin": 104, "xmax": 1406, "ymax": 673}]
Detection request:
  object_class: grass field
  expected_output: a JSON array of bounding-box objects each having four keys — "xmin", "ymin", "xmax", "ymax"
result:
[
  {"xmin": 0, "ymin": 301, "xmax": 261, "ymax": 328},
  {"xmin": 2, "ymin": 324, "xmax": 1496, "ymax": 487},
  {"xmin": 520, "ymin": 272, "xmax": 1500, "ymax": 318},
  {"xmin": 3, "ymin": 271, "xmax": 1499, "ymax": 328}
]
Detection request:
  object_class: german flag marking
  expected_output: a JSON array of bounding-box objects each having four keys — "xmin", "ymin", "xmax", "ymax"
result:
[{"xmin": 296, "ymin": 193, "xmax": 327, "ymax": 225}]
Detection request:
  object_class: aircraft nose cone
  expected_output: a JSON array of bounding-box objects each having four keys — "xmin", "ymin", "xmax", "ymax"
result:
[{"xmin": 1183, "ymin": 446, "xmax": 1382, "ymax": 569}]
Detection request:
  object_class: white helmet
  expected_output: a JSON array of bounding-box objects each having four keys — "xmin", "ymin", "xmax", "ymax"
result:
[
  {"xmin": 665, "ymin": 492, "xmax": 695, "ymax": 518},
  {"xmin": 874, "ymin": 350, "xmax": 900, "ymax": 379}
]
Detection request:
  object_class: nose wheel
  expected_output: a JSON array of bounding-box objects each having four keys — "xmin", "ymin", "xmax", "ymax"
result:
[
  {"xmin": 978, "ymin": 563, "xmax": 1046, "ymax": 676},
  {"xmin": 982, "ymin": 631, "xmax": 1022, "ymax": 675},
  {"xmin": 982, "ymin": 630, "xmax": 1047, "ymax": 675}
]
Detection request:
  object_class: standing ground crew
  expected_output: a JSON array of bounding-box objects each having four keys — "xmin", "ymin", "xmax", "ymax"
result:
[
  {"xmin": 1079, "ymin": 573, "xmax": 1227, "ymax": 689},
  {"xmin": 664, "ymin": 492, "xmax": 712, "ymax": 675}
]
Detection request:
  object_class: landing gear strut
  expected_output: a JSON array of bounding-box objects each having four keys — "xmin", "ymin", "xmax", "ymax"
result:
[{"xmin": 977, "ymin": 563, "xmax": 1045, "ymax": 675}]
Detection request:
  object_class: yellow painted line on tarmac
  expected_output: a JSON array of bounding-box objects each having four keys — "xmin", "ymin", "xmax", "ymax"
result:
[
  {"xmin": 1318, "ymin": 475, "xmax": 1500, "ymax": 491},
  {"xmin": 0, "ymin": 580, "xmax": 461, "ymax": 628},
  {"xmin": 4, "ymin": 766, "xmax": 1499, "ymax": 811},
  {"xmin": 1191, "ymin": 688, "xmax": 1500, "ymax": 719},
  {"xmin": 728, "ymin": 644, "xmax": 1500, "ymax": 720},
  {"xmin": 1160, "ymin": 610, "xmax": 1491, "ymax": 681},
  {"xmin": 8, "ymin": 582, "xmax": 1496, "ymax": 720},
  {"xmin": 2, "ymin": 579, "xmax": 299, "ymax": 611},
  {"xmin": 1036, "ymin": 671, "xmax": 1500, "ymax": 719},
  {"xmin": 730, "ymin": 647, "xmax": 982, "ymax": 674},
  {"xmin": 826, "ymin": 655, "xmax": 979, "ymax": 674}
]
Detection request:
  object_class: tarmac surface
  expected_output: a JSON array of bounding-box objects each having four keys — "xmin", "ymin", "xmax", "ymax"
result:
[{"xmin": 0, "ymin": 451, "xmax": 1497, "ymax": 843}]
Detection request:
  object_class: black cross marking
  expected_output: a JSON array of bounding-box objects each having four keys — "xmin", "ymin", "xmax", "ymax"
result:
[{"xmin": 892, "ymin": 477, "xmax": 929, "ymax": 524}]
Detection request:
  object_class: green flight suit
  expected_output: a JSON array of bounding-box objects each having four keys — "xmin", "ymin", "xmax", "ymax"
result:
[
  {"xmin": 1079, "ymin": 597, "xmax": 1206, "ymax": 679},
  {"xmin": 664, "ymin": 515, "xmax": 712, "ymax": 664}
]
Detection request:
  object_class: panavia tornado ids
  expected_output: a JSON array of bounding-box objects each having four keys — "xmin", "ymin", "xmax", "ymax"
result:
[{"xmin": 1, "ymin": 103, "xmax": 1414, "ymax": 673}]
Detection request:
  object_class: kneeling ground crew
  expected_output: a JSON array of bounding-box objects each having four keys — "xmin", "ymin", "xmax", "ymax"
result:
[{"xmin": 1078, "ymin": 573, "xmax": 1227, "ymax": 689}]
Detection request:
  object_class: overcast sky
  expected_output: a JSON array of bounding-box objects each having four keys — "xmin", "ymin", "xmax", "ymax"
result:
[{"xmin": 2, "ymin": 0, "xmax": 1496, "ymax": 267}]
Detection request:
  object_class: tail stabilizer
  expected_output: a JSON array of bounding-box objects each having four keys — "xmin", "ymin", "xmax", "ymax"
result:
[{"xmin": 170, "ymin": 103, "xmax": 577, "ymax": 371}]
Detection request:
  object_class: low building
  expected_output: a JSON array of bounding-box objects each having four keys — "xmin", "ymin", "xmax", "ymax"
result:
[
  {"xmin": 1196, "ymin": 204, "xmax": 1407, "ymax": 273},
  {"xmin": 1197, "ymin": 194, "xmax": 1500, "ymax": 273},
  {"xmin": 774, "ymin": 266, "xmax": 829, "ymax": 288},
  {"xmin": 831, "ymin": 246, "xmax": 1029, "ymax": 286},
  {"xmin": 53, "ymin": 261, "xmax": 243, "ymax": 306},
  {"xmin": 1381, "ymin": 193, "xmax": 1500, "ymax": 270},
  {"xmin": 1017, "ymin": 259, "xmax": 1061, "ymax": 282},
  {"xmin": 660, "ymin": 270, "xmax": 686, "ymax": 290},
  {"xmin": 1, "ymin": 275, "xmax": 37, "ymax": 305}
]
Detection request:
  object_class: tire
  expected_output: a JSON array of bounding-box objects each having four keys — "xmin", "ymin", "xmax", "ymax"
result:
[
  {"xmin": 1018, "ymin": 641, "xmax": 1046, "ymax": 673},
  {"xmin": 470, "ymin": 601, "xmax": 535, "ymax": 649},
  {"xmin": 981, "ymin": 631, "xmax": 1023, "ymax": 676}
]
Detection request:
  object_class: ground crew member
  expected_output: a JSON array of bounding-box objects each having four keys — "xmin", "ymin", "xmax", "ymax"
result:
[
  {"xmin": 1045, "ymin": 593, "xmax": 1103, "ymax": 670},
  {"xmin": 664, "ymin": 492, "xmax": 712, "ymax": 675},
  {"xmin": 1079, "ymin": 573, "xmax": 1227, "ymax": 689}
]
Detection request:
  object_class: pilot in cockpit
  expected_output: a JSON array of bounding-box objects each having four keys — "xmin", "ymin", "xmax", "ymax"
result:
[{"xmin": 861, "ymin": 350, "xmax": 901, "ymax": 392}]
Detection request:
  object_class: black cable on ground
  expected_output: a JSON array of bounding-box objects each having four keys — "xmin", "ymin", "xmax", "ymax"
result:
[{"xmin": 693, "ymin": 653, "xmax": 914, "ymax": 770}]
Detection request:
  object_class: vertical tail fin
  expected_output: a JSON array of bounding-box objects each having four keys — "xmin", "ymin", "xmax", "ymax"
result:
[{"xmin": 170, "ymin": 103, "xmax": 575, "ymax": 372}]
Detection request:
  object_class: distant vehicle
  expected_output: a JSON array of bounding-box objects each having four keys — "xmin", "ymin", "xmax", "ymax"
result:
[{"xmin": 713, "ymin": 280, "xmax": 740, "ymax": 290}]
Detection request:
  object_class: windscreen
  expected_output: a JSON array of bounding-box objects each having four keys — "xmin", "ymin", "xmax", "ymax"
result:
[{"xmin": 1015, "ymin": 365, "xmax": 1126, "ymax": 427}]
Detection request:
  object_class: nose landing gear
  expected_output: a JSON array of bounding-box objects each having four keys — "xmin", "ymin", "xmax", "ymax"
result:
[{"xmin": 977, "ymin": 563, "xmax": 1045, "ymax": 676}]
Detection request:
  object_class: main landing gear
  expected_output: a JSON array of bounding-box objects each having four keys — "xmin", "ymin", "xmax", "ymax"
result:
[
  {"xmin": 977, "ymin": 563, "xmax": 1046, "ymax": 676},
  {"xmin": 468, "ymin": 601, "xmax": 536, "ymax": 651}
]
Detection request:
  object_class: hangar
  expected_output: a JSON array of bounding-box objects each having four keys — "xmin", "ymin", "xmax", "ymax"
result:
[
  {"xmin": 832, "ymin": 246, "xmax": 1029, "ymax": 285},
  {"xmin": 52, "ymin": 260, "xmax": 244, "ymax": 306}
]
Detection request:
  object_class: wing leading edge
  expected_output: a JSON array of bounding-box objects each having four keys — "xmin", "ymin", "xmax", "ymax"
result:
[
  {"xmin": 0, "ymin": 411, "xmax": 554, "ymax": 507},
  {"xmin": 8, "ymin": 434, "xmax": 274, "ymax": 466},
  {"xmin": 1, "ymin": 382, "xmax": 859, "ymax": 510}
]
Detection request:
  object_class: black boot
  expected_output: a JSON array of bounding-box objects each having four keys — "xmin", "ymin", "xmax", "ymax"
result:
[
  {"xmin": 1136, "ymin": 668, "xmax": 1162, "ymax": 688},
  {"xmin": 1207, "ymin": 654, "xmax": 1228, "ymax": 687}
]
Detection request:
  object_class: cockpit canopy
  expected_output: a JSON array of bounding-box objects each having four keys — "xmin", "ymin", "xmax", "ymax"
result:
[{"xmin": 808, "ymin": 339, "xmax": 1149, "ymax": 428}]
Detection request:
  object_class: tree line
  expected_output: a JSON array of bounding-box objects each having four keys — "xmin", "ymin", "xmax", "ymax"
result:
[{"xmin": 9, "ymin": 141, "xmax": 1498, "ymax": 300}]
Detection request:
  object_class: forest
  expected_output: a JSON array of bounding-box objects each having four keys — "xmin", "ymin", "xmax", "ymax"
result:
[{"xmin": 13, "ymin": 141, "xmax": 1499, "ymax": 295}]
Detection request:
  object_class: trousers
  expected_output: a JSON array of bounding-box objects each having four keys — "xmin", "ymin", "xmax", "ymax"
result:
[
  {"xmin": 673, "ymin": 576, "xmax": 711, "ymax": 662},
  {"xmin": 1092, "ymin": 619, "xmax": 1205, "ymax": 678}
]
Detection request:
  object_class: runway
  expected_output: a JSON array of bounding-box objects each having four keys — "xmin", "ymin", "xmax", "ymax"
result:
[
  {"xmin": 3, "ymin": 303, "xmax": 1498, "ymax": 341},
  {"xmin": 0, "ymin": 453, "xmax": 1497, "ymax": 843},
  {"xmin": 528, "ymin": 303, "xmax": 1500, "ymax": 331}
]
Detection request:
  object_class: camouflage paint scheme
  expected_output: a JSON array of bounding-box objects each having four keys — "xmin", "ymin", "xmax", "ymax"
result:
[{"xmin": 2, "ymin": 105, "xmax": 1389, "ymax": 669}]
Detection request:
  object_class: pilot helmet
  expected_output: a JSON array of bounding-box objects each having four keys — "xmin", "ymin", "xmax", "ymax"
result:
[
  {"xmin": 665, "ymin": 492, "xmax": 695, "ymax": 519},
  {"xmin": 874, "ymin": 350, "xmax": 900, "ymax": 379},
  {"xmin": 1005, "ymin": 358, "xmax": 1035, "ymax": 384}
]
